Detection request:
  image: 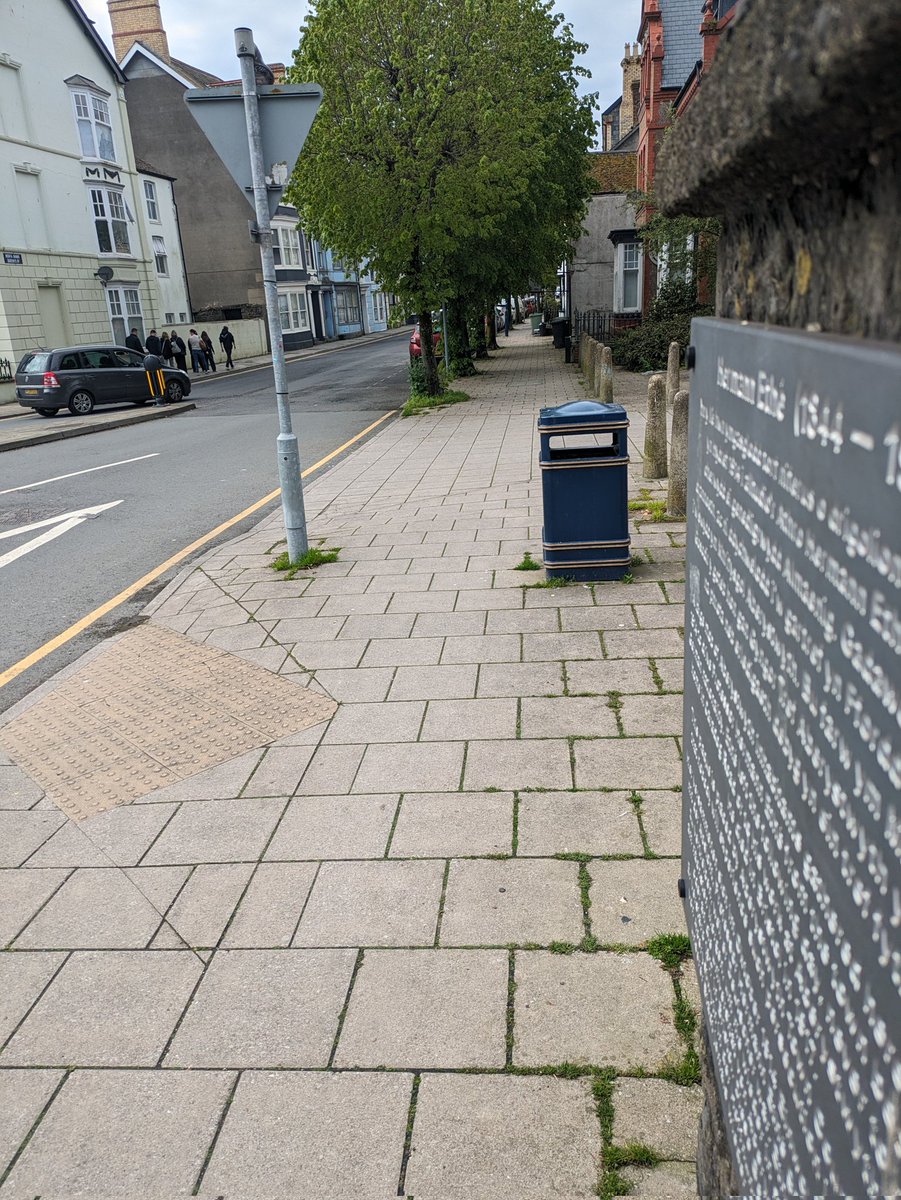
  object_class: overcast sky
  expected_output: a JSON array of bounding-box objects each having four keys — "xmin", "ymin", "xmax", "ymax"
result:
[{"xmin": 79, "ymin": 0, "xmax": 640, "ymax": 119}]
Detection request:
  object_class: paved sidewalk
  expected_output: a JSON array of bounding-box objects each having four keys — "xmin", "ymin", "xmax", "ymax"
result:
[{"xmin": 0, "ymin": 325, "xmax": 700, "ymax": 1198}]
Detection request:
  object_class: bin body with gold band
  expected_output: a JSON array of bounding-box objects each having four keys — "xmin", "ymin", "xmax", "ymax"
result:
[{"xmin": 538, "ymin": 400, "xmax": 630, "ymax": 581}]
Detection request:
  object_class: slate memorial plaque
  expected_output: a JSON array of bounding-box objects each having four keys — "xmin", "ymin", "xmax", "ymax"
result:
[{"xmin": 683, "ymin": 318, "xmax": 901, "ymax": 1196}]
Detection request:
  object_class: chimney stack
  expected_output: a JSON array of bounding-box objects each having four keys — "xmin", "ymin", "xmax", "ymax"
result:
[
  {"xmin": 619, "ymin": 42, "xmax": 643, "ymax": 136},
  {"xmin": 107, "ymin": 0, "xmax": 170, "ymax": 62}
]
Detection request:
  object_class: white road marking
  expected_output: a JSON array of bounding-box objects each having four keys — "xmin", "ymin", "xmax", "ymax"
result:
[
  {"xmin": 0, "ymin": 454, "xmax": 159, "ymax": 496},
  {"xmin": 0, "ymin": 501, "xmax": 123, "ymax": 569}
]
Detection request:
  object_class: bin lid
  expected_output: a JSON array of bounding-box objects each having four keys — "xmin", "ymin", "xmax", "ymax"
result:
[{"xmin": 538, "ymin": 400, "xmax": 627, "ymax": 429}]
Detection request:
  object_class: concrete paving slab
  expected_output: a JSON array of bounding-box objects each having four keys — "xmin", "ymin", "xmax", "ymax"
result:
[
  {"xmin": 220, "ymin": 862, "xmax": 317, "ymax": 947},
  {"xmin": 132, "ymin": 749, "xmax": 264, "ymax": 803},
  {"xmin": 406, "ymin": 1074, "xmax": 600, "ymax": 1199},
  {"xmin": 265, "ymin": 794, "xmax": 397, "ymax": 860},
  {"xmin": 0, "ymin": 764, "xmax": 45, "ymax": 809},
  {"xmin": 517, "ymin": 792, "xmax": 644, "ymax": 856},
  {"xmin": 477, "ymin": 661, "xmax": 565, "ymax": 697},
  {"xmin": 561, "ymin": 605, "xmax": 638, "ymax": 631},
  {"xmin": 323, "ymin": 701, "xmax": 425, "ymax": 744},
  {"xmin": 163, "ymin": 863, "xmax": 254, "ymax": 948},
  {"xmin": 464, "ymin": 739, "xmax": 573, "ymax": 791},
  {"xmin": 294, "ymin": 743, "xmax": 366, "ymax": 795},
  {"xmin": 24, "ymin": 803, "xmax": 178, "ymax": 868},
  {"xmin": 388, "ymin": 664, "xmax": 478, "ymax": 701},
  {"xmin": 440, "ymin": 859, "xmax": 583, "ymax": 946},
  {"xmin": 313, "ymin": 667, "xmax": 395, "ymax": 702},
  {"xmin": 200, "ymin": 1071, "xmax": 410, "ymax": 1198},
  {"xmin": 565, "ymin": 659, "xmax": 658, "ymax": 695},
  {"xmin": 440, "ymin": 634, "xmax": 521, "ymax": 664},
  {"xmin": 13, "ymin": 866, "xmax": 181, "ymax": 950},
  {"xmin": 2, "ymin": 1068, "xmax": 233, "ymax": 1196},
  {"xmin": 0, "ymin": 811, "xmax": 66, "ymax": 867},
  {"xmin": 0, "ymin": 1068, "xmax": 64, "ymax": 1174},
  {"xmin": 612, "ymin": 1077, "xmax": 704, "ymax": 1160},
  {"xmin": 589, "ymin": 859, "xmax": 687, "ymax": 945},
  {"xmin": 165, "ymin": 948, "xmax": 355, "ymax": 1067},
  {"xmin": 604, "ymin": 629, "xmax": 684, "ymax": 659},
  {"xmin": 513, "ymin": 951, "xmax": 679, "ymax": 1069},
  {"xmin": 632, "ymin": 603, "xmax": 685, "ymax": 628},
  {"xmin": 295, "ymin": 859, "xmax": 445, "ymax": 947},
  {"xmin": 390, "ymin": 791, "xmax": 513, "ymax": 858},
  {"xmin": 353, "ymin": 741, "xmax": 464, "ymax": 793},
  {"xmin": 242, "ymin": 745, "xmax": 317, "ymax": 795},
  {"xmin": 574, "ymin": 738, "xmax": 682, "ymax": 791},
  {"xmin": 2, "ymin": 949, "xmax": 201, "ymax": 1065},
  {"xmin": 140, "ymin": 798, "xmax": 286, "ymax": 865},
  {"xmin": 484, "ymin": 607, "xmax": 559, "ymax": 633},
  {"xmin": 420, "ymin": 698, "xmax": 518, "ymax": 741},
  {"xmin": 334, "ymin": 949, "xmax": 507, "ymax": 1068},
  {"xmin": 619, "ymin": 1160, "xmax": 698, "ymax": 1197},
  {"xmin": 412, "ymin": 610, "xmax": 487, "ymax": 637},
  {"xmin": 360, "ymin": 636, "xmax": 444, "ymax": 667},
  {"xmin": 522, "ymin": 632, "xmax": 604, "ymax": 662},
  {"xmin": 0, "ymin": 951, "xmax": 66, "ymax": 1044},
  {"xmin": 639, "ymin": 793, "xmax": 683, "ymax": 856},
  {"xmin": 620, "ymin": 693, "xmax": 684, "ymax": 736},
  {"xmin": 519, "ymin": 696, "xmax": 618, "ymax": 739},
  {"xmin": 0, "ymin": 869, "xmax": 70, "ymax": 946},
  {"xmin": 654, "ymin": 658, "xmax": 684, "ymax": 692}
]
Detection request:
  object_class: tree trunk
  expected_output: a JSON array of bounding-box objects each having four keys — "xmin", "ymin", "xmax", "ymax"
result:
[
  {"xmin": 448, "ymin": 296, "xmax": 476, "ymax": 376},
  {"xmin": 514, "ymin": 295, "xmax": 523, "ymax": 323},
  {"xmin": 487, "ymin": 309, "xmax": 499, "ymax": 351},
  {"xmin": 418, "ymin": 309, "xmax": 442, "ymax": 396},
  {"xmin": 473, "ymin": 313, "xmax": 488, "ymax": 358}
]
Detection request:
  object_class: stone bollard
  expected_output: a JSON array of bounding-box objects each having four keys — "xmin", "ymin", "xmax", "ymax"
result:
[
  {"xmin": 666, "ymin": 341, "xmax": 681, "ymax": 406},
  {"xmin": 643, "ymin": 374, "xmax": 668, "ymax": 479},
  {"xmin": 599, "ymin": 345, "xmax": 614, "ymax": 404},
  {"xmin": 667, "ymin": 389, "xmax": 689, "ymax": 516},
  {"xmin": 585, "ymin": 336, "xmax": 597, "ymax": 393}
]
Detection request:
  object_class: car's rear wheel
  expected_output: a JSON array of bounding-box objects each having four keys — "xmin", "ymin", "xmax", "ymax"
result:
[
  {"xmin": 166, "ymin": 380, "xmax": 185, "ymax": 403},
  {"xmin": 67, "ymin": 391, "xmax": 94, "ymax": 415},
  {"xmin": 35, "ymin": 408, "xmax": 59, "ymax": 417}
]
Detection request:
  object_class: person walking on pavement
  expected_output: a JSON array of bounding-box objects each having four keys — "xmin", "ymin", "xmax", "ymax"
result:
[
  {"xmin": 200, "ymin": 330, "xmax": 217, "ymax": 373},
  {"xmin": 160, "ymin": 331, "xmax": 174, "ymax": 367},
  {"xmin": 171, "ymin": 331, "xmax": 188, "ymax": 372},
  {"xmin": 145, "ymin": 328, "xmax": 162, "ymax": 357},
  {"xmin": 187, "ymin": 329, "xmax": 207, "ymax": 373},
  {"xmin": 219, "ymin": 325, "xmax": 236, "ymax": 370},
  {"xmin": 125, "ymin": 328, "xmax": 143, "ymax": 353}
]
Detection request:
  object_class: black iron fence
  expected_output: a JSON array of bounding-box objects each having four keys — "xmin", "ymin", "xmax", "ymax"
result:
[
  {"xmin": 573, "ymin": 309, "xmax": 615, "ymax": 343},
  {"xmin": 0, "ymin": 358, "xmax": 13, "ymax": 383}
]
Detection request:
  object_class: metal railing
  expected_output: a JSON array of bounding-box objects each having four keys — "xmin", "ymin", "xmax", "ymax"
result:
[
  {"xmin": 573, "ymin": 310, "xmax": 616, "ymax": 343},
  {"xmin": 0, "ymin": 358, "xmax": 13, "ymax": 383}
]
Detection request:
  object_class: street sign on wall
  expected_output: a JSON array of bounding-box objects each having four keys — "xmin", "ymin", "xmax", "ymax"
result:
[
  {"xmin": 683, "ymin": 318, "xmax": 901, "ymax": 1196},
  {"xmin": 184, "ymin": 83, "xmax": 322, "ymax": 215}
]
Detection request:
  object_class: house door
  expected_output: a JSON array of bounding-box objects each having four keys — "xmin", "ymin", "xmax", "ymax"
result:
[
  {"xmin": 310, "ymin": 291, "xmax": 323, "ymax": 340},
  {"xmin": 37, "ymin": 285, "xmax": 67, "ymax": 348}
]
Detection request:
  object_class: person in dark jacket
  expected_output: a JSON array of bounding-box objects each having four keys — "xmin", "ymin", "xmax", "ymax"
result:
[
  {"xmin": 219, "ymin": 326, "xmax": 236, "ymax": 370},
  {"xmin": 125, "ymin": 328, "xmax": 143, "ymax": 353},
  {"xmin": 160, "ymin": 332, "xmax": 174, "ymax": 366},
  {"xmin": 200, "ymin": 330, "xmax": 217, "ymax": 372},
  {"xmin": 145, "ymin": 329, "xmax": 162, "ymax": 356},
  {"xmin": 171, "ymin": 332, "xmax": 188, "ymax": 372}
]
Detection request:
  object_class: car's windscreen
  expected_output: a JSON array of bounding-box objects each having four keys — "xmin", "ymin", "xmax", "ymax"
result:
[{"xmin": 18, "ymin": 353, "xmax": 50, "ymax": 373}]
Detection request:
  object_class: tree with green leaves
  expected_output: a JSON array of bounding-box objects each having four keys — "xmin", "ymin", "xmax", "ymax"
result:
[{"xmin": 287, "ymin": 0, "xmax": 596, "ymax": 395}]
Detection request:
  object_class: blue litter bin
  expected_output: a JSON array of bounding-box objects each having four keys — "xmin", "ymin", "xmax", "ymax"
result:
[{"xmin": 538, "ymin": 400, "xmax": 631, "ymax": 581}]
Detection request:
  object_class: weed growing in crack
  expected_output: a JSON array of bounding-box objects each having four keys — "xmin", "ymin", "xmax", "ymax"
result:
[{"xmin": 514, "ymin": 551, "xmax": 542, "ymax": 571}]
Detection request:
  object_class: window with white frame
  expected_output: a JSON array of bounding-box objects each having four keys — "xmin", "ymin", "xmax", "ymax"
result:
[
  {"xmin": 165, "ymin": 311, "xmax": 174, "ymax": 323},
  {"xmin": 152, "ymin": 235, "xmax": 168, "ymax": 275},
  {"xmin": 372, "ymin": 291, "xmax": 386, "ymax": 323},
  {"xmin": 271, "ymin": 228, "xmax": 281, "ymax": 265},
  {"xmin": 278, "ymin": 290, "xmax": 309, "ymax": 331},
  {"xmin": 90, "ymin": 186, "xmax": 131, "ymax": 255},
  {"xmin": 336, "ymin": 288, "xmax": 361, "ymax": 326},
  {"xmin": 106, "ymin": 286, "xmax": 143, "ymax": 344},
  {"xmin": 279, "ymin": 227, "xmax": 301, "ymax": 266},
  {"xmin": 615, "ymin": 240, "xmax": 642, "ymax": 312},
  {"xmin": 71, "ymin": 89, "xmax": 115, "ymax": 162},
  {"xmin": 144, "ymin": 179, "xmax": 159, "ymax": 221}
]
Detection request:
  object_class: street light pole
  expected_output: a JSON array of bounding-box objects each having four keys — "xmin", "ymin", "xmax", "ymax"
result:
[{"xmin": 235, "ymin": 27, "xmax": 308, "ymax": 563}]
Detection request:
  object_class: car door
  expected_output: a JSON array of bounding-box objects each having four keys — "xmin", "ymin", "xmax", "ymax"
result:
[
  {"xmin": 111, "ymin": 348, "xmax": 150, "ymax": 402},
  {"xmin": 78, "ymin": 348, "xmax": 119, "ymax": 404}
]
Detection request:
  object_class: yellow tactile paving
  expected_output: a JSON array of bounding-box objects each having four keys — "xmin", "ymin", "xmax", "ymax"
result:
[{"xmin": 0, "ymin": 623, "xmax": 336, "ymax": 820}]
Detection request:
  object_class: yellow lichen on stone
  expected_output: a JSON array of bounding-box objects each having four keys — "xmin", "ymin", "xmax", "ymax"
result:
[{"xmin": 796, "ymin": 247, "xmax": 813, "ymax": 296}]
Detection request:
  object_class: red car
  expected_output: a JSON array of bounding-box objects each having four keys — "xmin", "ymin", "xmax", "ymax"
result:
[{"xmin": 409, "ymin": 323, "xmax": 442, "ymax": 358}]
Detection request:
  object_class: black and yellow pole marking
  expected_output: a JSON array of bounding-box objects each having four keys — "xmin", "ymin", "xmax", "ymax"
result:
[
  {"xmin": 145, "ymin": 370, "xmax": 156, "ymax": 398},
  {"xmin": 157, "ymin": 369, "xmax": 166, "ymax": 396}
]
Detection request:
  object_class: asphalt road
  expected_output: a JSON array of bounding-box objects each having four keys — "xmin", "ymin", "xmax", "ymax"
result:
[{"xmin": 0, "ymin": 331, "xmax": 409, "ymax": 711}]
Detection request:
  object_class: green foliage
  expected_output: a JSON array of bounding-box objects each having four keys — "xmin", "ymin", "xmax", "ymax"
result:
[
  {"xmin": 287, "ymin": 0, "xmax": 596, "ymax": 382},
  {"xmin": 524, "ymin": 575, "xmax": 572, "ymax": 589},
  {"xmin": 646, "ymin": 933, "xmax": 692, "ymax": 971},
  {"xmin": 514, "ymin": 551, "xmax": 542, "ymax": 571},
  {"xmin": 271, "ymin": 546, "xmax": 340, "ymax": 578},
  {"xmin": 606, "ymin": 1143, "xmax": 662, "ymax": 1170},
  {"xmin": 611, "ymin": 314, "xmax": 693, "ymax": 372},
  {"xmin": 402, "ymin": 389, "xmax": 469, "ymax": 417}
]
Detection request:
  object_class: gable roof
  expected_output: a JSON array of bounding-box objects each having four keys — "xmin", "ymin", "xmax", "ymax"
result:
[
  {"xmin": 170, "ymin": 57, "xmax": 224, "ymax": 88},
  {"xmin": 64, "ymin": 73, "xmax": 111, "ymax": 96},
  {"xmin": 120, "ymin": 41, "xmax": 203, "ymax": 89},
  {"xmin": 62, "ymin": 0, "xmax": 126, "ymax": 84}
]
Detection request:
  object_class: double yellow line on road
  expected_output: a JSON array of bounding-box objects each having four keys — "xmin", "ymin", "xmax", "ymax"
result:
[{"xmin": 0, "ymin": 410, "xmax": 396, "ymax": 691}]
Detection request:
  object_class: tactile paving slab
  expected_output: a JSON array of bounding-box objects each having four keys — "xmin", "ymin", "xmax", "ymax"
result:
[{"xmin": 0, "ymin": 623, "xmax": 336, "ymax": 820}]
